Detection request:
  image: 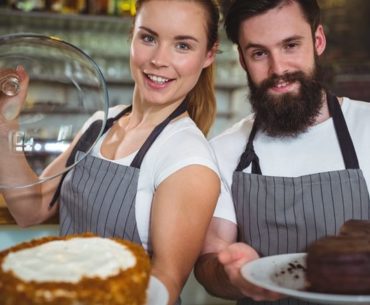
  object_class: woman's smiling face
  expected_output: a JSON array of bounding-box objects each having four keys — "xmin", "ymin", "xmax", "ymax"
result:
[{"xmin": 130, "ymin": 0, "xmax": 216, "ymax": 106}]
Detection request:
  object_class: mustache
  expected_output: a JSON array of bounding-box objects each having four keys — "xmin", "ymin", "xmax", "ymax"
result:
[{"xmin": 259, "ymin": 71, "xmax": 308, "ymax": 90}]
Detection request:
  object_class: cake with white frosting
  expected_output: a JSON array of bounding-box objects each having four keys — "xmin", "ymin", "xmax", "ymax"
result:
[{"xmin": 0, "ymin": 233, "xmax": 151, "ymax": 305}]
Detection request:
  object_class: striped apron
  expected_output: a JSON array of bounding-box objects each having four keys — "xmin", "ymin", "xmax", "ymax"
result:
[
  {"xmin": 232, "ymin": 93, "xmax": 370, "ymax": 305},
  {"xmin": 58, "ymin": 101, "xmax": 188, "ymax": 251}
]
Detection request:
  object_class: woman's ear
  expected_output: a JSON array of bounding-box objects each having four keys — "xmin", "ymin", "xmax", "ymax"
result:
[
  {"xmin": 315, "ymin": 24, "xmax": 326, "ymax": 56},
  {"xmin": 203, "ymin": 42, "xmax": 219, "ymax": 68}
]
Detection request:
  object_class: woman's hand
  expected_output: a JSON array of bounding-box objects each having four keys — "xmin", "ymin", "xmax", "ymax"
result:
[
  {"xmin": 0, "ymin": 66, "xmax": 29, "ymax": 151},
  {"xmin": 218, "ymin": 242, "xmax": 283, "ymax": 301},
  {"xmin": 0, "ymin": 65, "xmax": 29, "ymax": 121}
]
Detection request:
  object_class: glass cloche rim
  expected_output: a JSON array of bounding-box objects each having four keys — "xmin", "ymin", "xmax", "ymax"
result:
[{"xmin": 0, "ymin": 32, "xmax": 110, "ymax": 189}]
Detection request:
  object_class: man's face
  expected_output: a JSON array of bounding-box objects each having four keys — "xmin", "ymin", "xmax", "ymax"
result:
[{"xmin": 237, "ymin": 1, "xmax": 327, "ymax": 137}]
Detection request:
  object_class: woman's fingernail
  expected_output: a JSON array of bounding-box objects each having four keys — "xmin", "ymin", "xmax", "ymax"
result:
[{"xmin": 15, "ymin": 65, "xmax": 26, "ymax": 80}]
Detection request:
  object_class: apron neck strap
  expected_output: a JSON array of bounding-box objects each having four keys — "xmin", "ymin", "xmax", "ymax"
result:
[
  {"xmin": 103, "ymin": 105, "xmax": 133, "ymax": 133},
  {"xmin": 131, "ymin": 100, "xmax": 188, "ymax": 168},
  {"xmin": 103, "ymin": 101, "xmax": 188, "ymax": 168},
  {"xmin": 326, "ymin": 91, "xmax": 359, "ymax": 169},
  {"xmin": 235, "ymin": 91, "xmax": 359, "ymax": 173},
  {"xmin": 235, "ymin": 120, "xmax": 262, "ymax": 173},
  {"xmin": 49, "ymin": 102, "xmax": 188, "ymax": 208}
]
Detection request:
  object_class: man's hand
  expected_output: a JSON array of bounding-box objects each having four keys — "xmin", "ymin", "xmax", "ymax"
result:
[{"xmin": 218, "ymin": 242, "xmax": 283, "ymax": 301}]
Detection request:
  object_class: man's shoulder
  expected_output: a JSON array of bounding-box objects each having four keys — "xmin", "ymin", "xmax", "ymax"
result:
[
  {"xmin": 209, "ymin": 114, "xmax": 254, "ymax": 156},
  {"xmin": 343, "ymin": 96, "xmax": 370, "ymax": 116}
]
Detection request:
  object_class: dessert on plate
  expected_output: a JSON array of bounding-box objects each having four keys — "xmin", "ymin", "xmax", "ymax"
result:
[
  {"xmin": 0, "ymin": 233, "xmax": 151, "ymax": 305},
  {"xmin": 306, "ymin": 219, "xmax": 370, "ymax": 294}
]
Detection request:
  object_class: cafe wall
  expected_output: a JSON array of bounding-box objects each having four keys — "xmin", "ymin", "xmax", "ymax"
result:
[{"xmin": 319, "ymin": 0, "xmax": 370, "ymax": 101}]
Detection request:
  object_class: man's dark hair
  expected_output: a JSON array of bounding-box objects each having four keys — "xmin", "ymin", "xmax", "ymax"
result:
[{"xmin": 222, "ymin": 0, "xmax": 321, "ymax": 44}]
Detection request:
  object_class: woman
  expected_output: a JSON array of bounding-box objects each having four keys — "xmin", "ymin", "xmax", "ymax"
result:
[{"xmin": 0, "ymin": 0, "xmax": 221, "ymax": 304}]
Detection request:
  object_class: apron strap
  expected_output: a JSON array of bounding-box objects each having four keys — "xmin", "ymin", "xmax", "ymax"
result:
[
  {"xmin": 235, "ymin": 91, "xmax": 359, "ymax": 174},
  {"xmin": 235, "ymin": 120, "xmax": 262, "ymax": 173},
  {"xmin": 326, "ymin": 92, "xmax": 359, "ymax": 169},
  {"xmin": 49, "ymin": 102, "xmax": 187, "ymax": 208},
  {"xmin": 131, "ymin": 101, "xmax": 188, "ymax": 168},
  {"xmin": 49, "ymin": 106, "xmax": 133, "ymax": 208},
  {"xmin": 65, "ymin": 105, "xmax": 133, "ymax": 169}
]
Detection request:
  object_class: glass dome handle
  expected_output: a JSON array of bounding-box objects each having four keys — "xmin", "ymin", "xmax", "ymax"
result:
[{"xmin": 0, "ymin": 74, "xmax": 20, "ymax": 97}]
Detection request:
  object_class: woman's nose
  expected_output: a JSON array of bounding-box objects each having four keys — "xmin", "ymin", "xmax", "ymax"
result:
[
  {"xmin": 151, "ymin": 58, "xmax": 167, "ymax": 67},
  {"xmin": 150, "ymin": 45, "xmax": 170, "ymax": 68}
]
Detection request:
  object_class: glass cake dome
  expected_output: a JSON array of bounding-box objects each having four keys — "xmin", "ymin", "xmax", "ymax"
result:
[{"xmin": 0, "ymin": 33, "xmax": 108, "ymax": 189}]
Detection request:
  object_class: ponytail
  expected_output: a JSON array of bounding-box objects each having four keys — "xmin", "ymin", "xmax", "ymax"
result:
[{"xmin": 186, "ymin": 63, "xmax": 216, "ymax": 136}]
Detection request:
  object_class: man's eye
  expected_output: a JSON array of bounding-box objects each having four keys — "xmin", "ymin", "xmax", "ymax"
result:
[
  {"xmin": 285, "ymin": 42, "xmax": 299, "ymax": 50},
  {"xmin": 251, "ymin": 50, "xmax": 267, "ymax": 60}
]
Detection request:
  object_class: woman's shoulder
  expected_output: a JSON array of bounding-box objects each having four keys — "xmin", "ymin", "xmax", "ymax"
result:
[
  {"xmin": 107, "ymin": 104, "xmax": 130, "ymax": 118},
  {"xmin": 150, "ymin": 117, "xmax": 215, "ymax": 159},
  {"xmin": 161, "ymin": 116, "xmax": 208, "ymax": 142},
  {"xmin": 146, "ymin": 117, "xmax": 220, "ymax": 185},
  {"xmin": 79, "ymin": 104, "xmax": 130, "ymax": 134}
]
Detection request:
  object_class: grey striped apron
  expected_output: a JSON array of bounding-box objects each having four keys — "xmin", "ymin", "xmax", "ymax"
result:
[
  {"xmin": 56, "ymin": 101, "xmax": 188, "ymax": 251},
  {"xmin": 232, "ymin": 93, "xmax": 370, "ymax": 305}
]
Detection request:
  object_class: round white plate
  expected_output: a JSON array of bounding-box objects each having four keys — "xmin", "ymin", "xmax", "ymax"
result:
[
  {"xmin": 241, "ymin": 253, "xmax": 370, "ymax": 305},
  {"xmin": 147, "ymin": 275, "xmax": 169, "ymax": 305}
]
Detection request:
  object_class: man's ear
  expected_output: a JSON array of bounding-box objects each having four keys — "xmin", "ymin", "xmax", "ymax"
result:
[
  {"xmin": 237, "ymin": 45, "xmax": 247, "ymax": 71},
  {"xmin": 314, "ymin": 24, "xmax": 326, "ymax": 56}
]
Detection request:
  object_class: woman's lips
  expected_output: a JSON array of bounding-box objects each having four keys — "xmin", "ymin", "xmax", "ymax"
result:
[{"xmin": 145, "ymin": 73, "xmax": 173, "ymax": 89}]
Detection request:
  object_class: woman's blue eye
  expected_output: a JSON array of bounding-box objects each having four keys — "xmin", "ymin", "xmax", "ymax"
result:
[
  {"xmin": 141, "ymin": 34, "xmax": 155, "ymax": 43},
  {"xmin": 176, "ymin": 42, "xmax": 190, "ymax": 50}
]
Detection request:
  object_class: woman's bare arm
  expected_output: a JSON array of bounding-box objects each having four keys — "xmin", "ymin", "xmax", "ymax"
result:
[{"xmin": 149, "ymin": 164, "xmax": 220, "ymax": 305}]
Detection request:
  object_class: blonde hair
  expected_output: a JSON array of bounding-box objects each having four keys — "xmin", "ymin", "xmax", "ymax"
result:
[{"xmin": 186, "ymin": 63, "xmax": 216, "ymax": 136}]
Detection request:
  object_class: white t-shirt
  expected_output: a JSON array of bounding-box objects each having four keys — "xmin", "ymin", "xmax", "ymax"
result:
[
  {"xmin": 211, "ymin": 97, "xmax": 370, "ymax": 224},
  {"xmin": 82, "ymin": 105, "xmax": 219, "ymax": 250}
]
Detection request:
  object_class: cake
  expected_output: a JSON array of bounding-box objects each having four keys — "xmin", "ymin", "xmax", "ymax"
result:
[
  {"xmin": 339, "ymin": 219, "xmax": 370, "ymax": 236},
  {"xmin": 306, "ymin": 219, "xmax": 370, "ymax": 294},
  {"xmin": 0, "ymin": 233, "xmax": 151, "ymax": 305}
]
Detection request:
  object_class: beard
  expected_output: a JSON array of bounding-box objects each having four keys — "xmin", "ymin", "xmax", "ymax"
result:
[{"xmin": 248, "ymin": 62, "xmax": 324, "ymax": 138}]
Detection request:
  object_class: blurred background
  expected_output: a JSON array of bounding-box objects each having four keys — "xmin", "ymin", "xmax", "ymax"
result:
[{"xmin": 0, "ymin": 1, "xmax": 369, "ymax": 304}]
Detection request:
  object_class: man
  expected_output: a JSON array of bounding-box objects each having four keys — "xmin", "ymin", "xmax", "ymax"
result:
[{"xmin": 195, "ymin": 0, "xmax": 370, "ymax": 304}]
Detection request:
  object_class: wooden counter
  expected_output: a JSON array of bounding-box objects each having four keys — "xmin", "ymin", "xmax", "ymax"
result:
[
  {"xmin": 0, "ymin": 195, "xmax": 16, "ymax": 225},
  {"xmin": 0, "ymin": 195, "xmax": 58, "ymax": 225}
]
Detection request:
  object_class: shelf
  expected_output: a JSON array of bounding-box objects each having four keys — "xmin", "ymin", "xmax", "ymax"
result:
[
  {"xmin": 27, "ymin": 75, "xmax": 134, "ymax": 87},
  {"xmin": 215, "ymin": 80, "xmax": 245, "ymax": 90},
  {"xmin": 0, "ymin": 8, "xmax": 132, "ymax": 33},
  {"xmin": 22, "ymin": 104, "xmax": 98, "ymax": 114}
]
